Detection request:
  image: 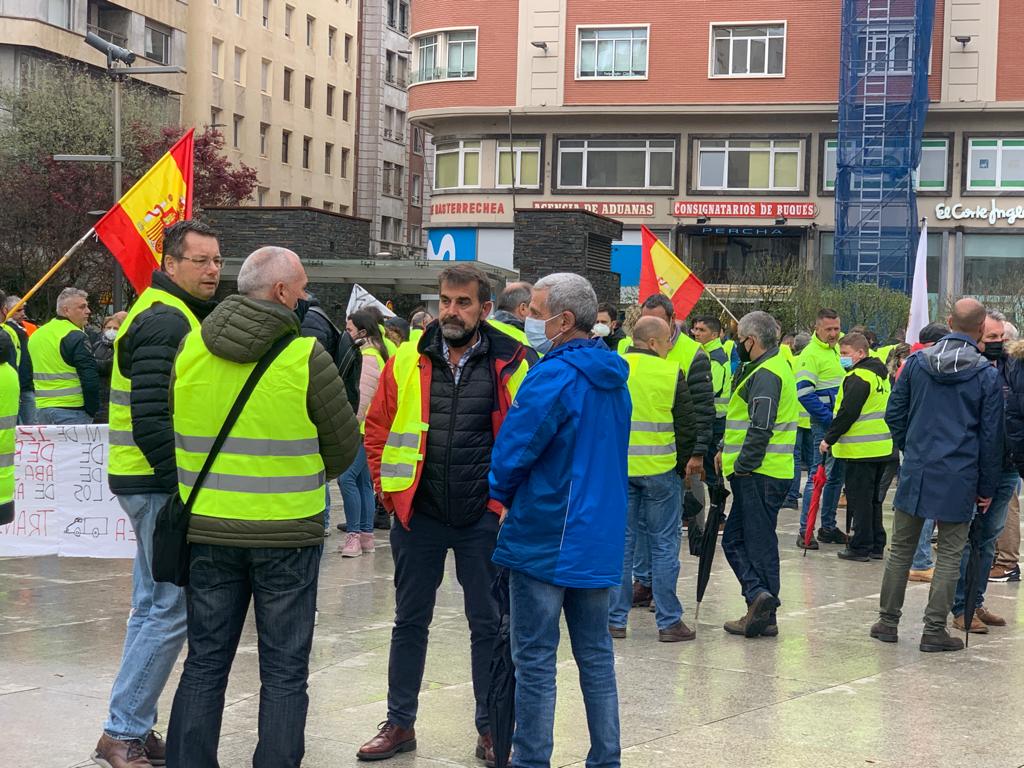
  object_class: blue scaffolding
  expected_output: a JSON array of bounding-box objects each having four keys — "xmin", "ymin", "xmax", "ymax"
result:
[{"xmin": 834, "ymin": 0, "xmax": 936, "ymax": 291}]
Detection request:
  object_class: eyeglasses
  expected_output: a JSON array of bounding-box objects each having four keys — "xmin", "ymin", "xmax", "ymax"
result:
[{"xmin": 175, "ymin": 255, "xmax": 224, "ymax": 269}]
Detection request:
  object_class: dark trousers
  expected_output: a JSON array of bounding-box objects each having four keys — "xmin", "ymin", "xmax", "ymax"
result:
[
  {"xmin": 166, "ymin": 543, "xmax": 322, "ymax": 768},
  {"xmin": 388, "ymin": 512, "xmax": 500, "ymax": 733},
  {"xmin": 703, "ymin": 418, "xmax": 727, "ymax": 488},
  {"xmin": 722, "ymin": 473, "xmax": 789, "ymax": 618},
  {"xmin": 845, "ymin": 460, "xmax": 889, "ymax": 556}
]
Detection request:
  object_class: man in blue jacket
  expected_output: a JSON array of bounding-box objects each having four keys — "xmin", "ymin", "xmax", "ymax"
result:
[
  {"xmin": 491, "ymin": 272, "xmax": 630, "ymax": 768},
  {"xmin": 872, "ymin": 298, "xmax": 1004, "ymax": 653}
]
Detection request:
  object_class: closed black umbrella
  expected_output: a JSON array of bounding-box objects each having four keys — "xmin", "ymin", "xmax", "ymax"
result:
[
  {"xmin": 694, "ymin": 482, "xmax": 731, "ymax": 630},
  {"xmin": 961, "ymin": 510, "xmax": 987, "ymax": 648},
  {"xmin": 684, "ymin": 491, "xmax": 704, "ymax": 557},
  {"xmin": 486, "ymin": 568, "xmax": 515, "ymax": 768}
]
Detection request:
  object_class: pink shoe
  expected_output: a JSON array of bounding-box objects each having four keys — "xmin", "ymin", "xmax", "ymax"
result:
[
  {"xmin": 359, "ymin": 532, "xmax": 376, "ymax": 553},
  {"xmin": 340, "ymin": 533, "xmax": 362, "ymax": 557}
]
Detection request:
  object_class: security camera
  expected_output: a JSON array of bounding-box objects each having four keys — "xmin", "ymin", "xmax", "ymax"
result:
[{"xmin": 85, "ymin": 31, "xmax": 137, "ymax": 65}]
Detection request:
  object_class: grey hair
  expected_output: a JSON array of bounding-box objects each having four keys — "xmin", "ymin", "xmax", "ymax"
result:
[
  {"xmin": 987, "ymin": 309, "xmax": 1007, "ymax": 323},
  {"xmin": 793, "ymin": 331, "xmax": 812, "ymax": 354},
  {"xmin": 237, "ymin": 246, "xmax": 302, "ymax": 297},
  {"xmin": 2, "ymin": 295, "xmax": 21, "ymax": 313},
  {"xmin": 737, "ymin": 310, "xmax": 780, "ymax": 349},
  {"xmin": 534, "ymin": 272, "xmax": 598, "ymax": 331},
  {"xmin": 1004, "ymin": 322, "xmax": 1019, "ymax": 341},
  {"xmin": 497, "ymin": 282, "xmax": 533, "ymax": 313},
  {"xmin": 56, "ymin": 287, "xmax": 88, "ymax": 314}
]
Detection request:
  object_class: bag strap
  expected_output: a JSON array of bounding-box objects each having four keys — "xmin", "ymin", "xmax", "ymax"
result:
[{"xmin": 183, "ymin": 332, "xmax": 297, "ymax": 512}]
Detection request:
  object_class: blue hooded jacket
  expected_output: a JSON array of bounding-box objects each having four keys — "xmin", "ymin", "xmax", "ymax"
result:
[{"xmin": 490, "ymin": 338, "xmax": 631, "ymax": 588}]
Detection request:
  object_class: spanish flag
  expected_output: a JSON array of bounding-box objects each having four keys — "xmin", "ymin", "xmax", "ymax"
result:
[
  {"xmin": 639, "ymin": 225, "xmax": 704, "ymax": 319},
  {"xmin": 95, "ymin": 129, "xmax": 195, "ymax": 293}
]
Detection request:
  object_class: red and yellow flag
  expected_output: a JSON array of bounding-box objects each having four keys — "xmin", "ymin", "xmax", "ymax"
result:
[
  {"xmin": 95, "ymin": 129, "xmax": 194, "ymax": 293},
  {"xmin": 639, "ymin": 225, "xmax": 705, "ymax": 319}
]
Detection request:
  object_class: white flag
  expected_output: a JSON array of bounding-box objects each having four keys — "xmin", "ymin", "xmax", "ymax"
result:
[
  {"xmin": 906, "ymin": 223, "xmax": 929, "ymax": 344},
  {"xmin": 346, "ymin": 284, "xmax": 395, "ymax": 319}
]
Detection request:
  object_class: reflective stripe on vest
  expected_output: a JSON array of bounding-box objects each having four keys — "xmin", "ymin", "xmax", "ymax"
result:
[
  {"xmin": 0, "ymin": 363, "xmax": 17, "ymax": 506},
  {"xmin": 722, "ymin": 350, "xmax": 798, "ymax": 480},
  {"xmin": 173, "ymin": 333, "xmax": 326, "ymax": 521},
  {"xmin": 29, "ymin": 318, "xmax": 84, "ymax": 408},
  {"xmin": 625, "ymin": 352, "xmax": 678, "ymax": 477},
  {"xmin": 703, "ymin": 339, "xmax": 731, "ymax": 419},
  {"xmin": 108, "ymin": 288, "xmax": 201, "ymax": 478},
  {"xmin": 2, "ymin": 324, "xmax": 20, "ymax": 369},
  {"xmin": 831, "ymin": 367, "xmax": 893, "ymax": 460}
]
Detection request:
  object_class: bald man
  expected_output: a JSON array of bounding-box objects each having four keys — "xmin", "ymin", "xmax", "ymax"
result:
[
  {"xmin": 609, "ymin": 316, "xmax": 698, "ymax": 641},
  {"xmin": 874, "ymin": 298, "xmax": 1004, "ymax": 653}
]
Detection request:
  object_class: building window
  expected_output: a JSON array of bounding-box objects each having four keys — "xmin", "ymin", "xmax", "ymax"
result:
[
  {"xmin": 259, "ymin": 122, "xmax": 269, "ymax": 156},
  {"xmin": 696, "ymin": 138, "xmax": 800, "ymax": 191},
  {"xmin": 144, "ymin": 21, "xmax": 171, "ymax": 65},
  {"xmin": 262, "ymin": 0, "xmax": 270, "ymax": 28},
  {"xmin": 411, "ymin": 174, "xmax": 422, "ymax": 205},
  {"xmin": 399, "ymin": 1, "xmax": 409, "ymax": 33},
  {"xmin": 341, "ymin": 147, "xmax": 350, "ymax": 178},
  {"xmin": 301, "ymin": 196, "xmax": 312, "ymax": 207},
  {"xmin": 210, "ymin": 107, "xmax": 222, "ymax": 126},
  {"xmin": 257, "ymin": 186, "xmax": 268, "ymax": 205},
  {"xmin": 964, "ymin": 234, "xmax": 1024, "ymax": 294},
  {"xmin": 557, "ymin": 138, "xmax": 675, "ymax": 190},
  {"xmin": 409, "ymin": 224, "xmax": 421, "ymax": 247},
  {"xmin": 413, "ymin": 30, "xmax": 476, "ymax": 82},
  {"xmin": 386, "ymin": 51, "xmax": 397, "ymax": 84},
  {"xmin": 577, "ymin": 27, "xmax": 648, "ymax": 79},
  {"xmin": 304, "ymin": 76, "xmax": 313, "ymax": 108},
  {"xmin": 283, "ymin": 67, "xmax": 293, "ymax": 101},
  {"xmin": 412, "ymin": 127, "xmax": 425, "ymax": 155},
  {"xmin": 281, "ymin": 129, "xmax": 291, "ymax": 164},
  {"xmin": 435, "ymin": 140, "xmax": 481, "ymax": 189},
  {"xmin": 211, "ymin": 39, "xmax": 223, "ymax": 76},
  {"xmin": 823, "ymin": 137, "xmax": 948, "ymax": 192},
  {"xmin": 497, "ymin": 139, "xmax": 542, "ymax": 187},
  {"xmin": 233, "ymin": 47, "xmax": 245, "ymax": 85},
  {"xmin": 235, "ymin": 0, "xmax": 243, "ymax": 16},
  {"xmin": 326, "ymin": 84, "xmax": 335, "ymax": 116},
  {"xmin": 857, "ymin": 27, "xmax": 913, "ymax": 75},
  {"xmin": 324, "ymin": 142, "xmax": 333, "ymax": 174},
  {"xmin": 387, "ymin": 0, "xmax": 397, "ymax": 28},
  {"xmin": 47, "ymin": 0, "xmax": 72, "ymax": 29},
  {"xmin": 342, "ymin": 90, "xmax": 351, "ymax": 121},
  {"xmin": 260, "ymin": 58, "xmax": 271, "ymax": 93},
  {"xmin": 302, "ymin": 136, "xmax": 311, "ymax": 169},
  {"xmin": 280, "ymin": 191, "xmax": 291, "ymax": 205},
  {"xmin": 284, "ymin": 4, "xmax": 293, "ymax": 37},
  {"xmin": 344, "ymin": 34, "xmax": 353, "ymax": 63},
  {"xmin": 232, "ymin": 114, "xmax": 242, "ymax": 149},
  {"xmin": 328, "ymin": 26, "xmax": 337, "ymax": 57},
  {"xmin": 306, "ymin": 15, "xmax": 315, "ymax": 46},
  {"xmin": 967, "ymin": 138, "xmax": 1024, "ymax": 191},
  {"xmin": 324, "ymin": 201, "xmax": 334, "ymax": 211},
  {"xmin": 710, "ymin": 24, "xmax": 785, "ymax": 77},
  {"xmin": 381, "ymin": 216, "xmax": 402, "ymax": 244},
  {"xmin": 383, "ymin": 162, "xmax": 404, "ymax": 196}
]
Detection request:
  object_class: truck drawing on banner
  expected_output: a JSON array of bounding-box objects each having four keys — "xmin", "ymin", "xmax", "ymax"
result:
[{"xmin": 64, "ymin": 517, "xmax": 109, "ymax": 538}]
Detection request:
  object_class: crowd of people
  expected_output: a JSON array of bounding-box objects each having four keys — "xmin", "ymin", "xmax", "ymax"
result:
[{"xmin": 0, "ymin": 218, "xmax": 1021, "ymax": 768}]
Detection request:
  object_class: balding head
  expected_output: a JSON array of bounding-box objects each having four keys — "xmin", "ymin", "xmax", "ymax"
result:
[
  {"xmin": 236, "ymin": 246, "xmax": 308, "ymax": 310},
  {"xmin": 632, "ymin": 315, "xmax": 672, "ymax": 358},
  {"xmin": 948, "ymin": 298, "xmax": 987, "ymax": 340}
]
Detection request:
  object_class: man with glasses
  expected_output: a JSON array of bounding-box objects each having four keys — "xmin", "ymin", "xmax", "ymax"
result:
[{"xmin": 94, "ymin": 220, "xmax": 222, "ymax": 768}]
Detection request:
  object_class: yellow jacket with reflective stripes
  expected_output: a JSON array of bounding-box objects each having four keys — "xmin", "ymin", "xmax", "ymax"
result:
[
  {"xmin": 625, "ymin": 352, "xmax": 679, "ymax": 477},
  {"xmin": 0, "ymin": 360, "xmax": 17, "ymax": 518},
  {"xmin": 830, "ymin": 366, "xmax": 893, "ymax": 460},
  {"xmin": 489, "ymin": 318, "xmax": 530, "ymax": 347},
  {"xmin": 779, "ymin": 344, "xmax": 811, "ymax": 429},
  {"xmin": 2, "ymin": 324, "xmax": 20, "ymax": 369},
  {"xmin": 29, "ymin": 318, "xmax": 84, "ymax": 408},
  {"xmin": 173, "ymin": 333, "xmax": 325, "ymax": 524},
  {"xmin": 702, "ymin": 337, "xmax": 732, "ymax": 419}
]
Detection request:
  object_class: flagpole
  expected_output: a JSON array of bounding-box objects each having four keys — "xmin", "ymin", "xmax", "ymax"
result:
[
  {"xmin": 701, "ymin": 284, "xmax": 739, "ymax": 325},
  {"xmin": 4, "ymin": 227, "xmax": 96, "ymax": 321}
]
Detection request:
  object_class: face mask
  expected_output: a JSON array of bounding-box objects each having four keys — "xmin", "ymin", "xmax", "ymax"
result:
[
  {"xmin": 525, "ymin": 315, "xmax": 564, "ymax": 355},
  {"xmin": 983, "ymin": 340, "xmax": 1004, "ymax": 361},
  {"xmin": 592, "ymin": 322, "xmax": 611, "ymax": 338},
  {"xmin": 840, "ymin": 355, "xmax": 854, "ymax": 370},
  {"xmin": 737, "ymin": 337, "xmax": 752, "ymax": 363},
  {"xmin": 103, "ymin": 328, "xmax": 118, "ymax": 342}
]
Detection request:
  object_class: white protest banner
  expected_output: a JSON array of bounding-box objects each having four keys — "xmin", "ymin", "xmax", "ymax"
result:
[
  {"xmin": 346, "ymin": 284, "xmax": 395, "ymax": 319},
  {"xmin": 0, "ymin": 424, "xmax": 136, "ymax": 559}
]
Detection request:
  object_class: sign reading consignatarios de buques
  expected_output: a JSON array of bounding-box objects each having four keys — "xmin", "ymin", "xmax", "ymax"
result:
[{"xmin": 935, "ymin": 201, "xmax": 1024, "ymax": 225}]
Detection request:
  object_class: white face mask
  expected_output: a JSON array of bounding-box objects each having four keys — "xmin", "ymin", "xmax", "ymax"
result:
[
  {"xmin": 592, "ymin": 322, "xmax": 611, "ymax": 338},
  {"xmin": 103, "ymin": 328, "xmax": 118, "ymax": 342}
]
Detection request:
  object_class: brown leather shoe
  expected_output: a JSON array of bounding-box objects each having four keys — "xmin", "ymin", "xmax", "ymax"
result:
[
  {"xmin": 658, "ymin": 621, "xmax": 696, "ymax": 642},
  {"xmin": 144, "ymin": 731, "xmax": 166, "ymax": 766},
  {"xmin": 357, "ymin": 721, "xmax": 417, "ymax": 761},
  {"xmin": 952, "ymin": 613, "xmax": 988, "ymax": 634},
  {"xmin": 476, "ymin": 732, "xmax": 497, "ymax": 767},
  {"xmin": 608, "ymin": 625, "xmax": 626, "ymax": 639},
  {"xmin": 976, "ymin": 606, "xmax": 1007, "ymax": 626},
  {"xmin": 631, "ymin": 581, "xmax": 652, "ymax": 607},
  {"xmin": 92, "ymin": 733, "xmax": 153, "ymax": 768}
]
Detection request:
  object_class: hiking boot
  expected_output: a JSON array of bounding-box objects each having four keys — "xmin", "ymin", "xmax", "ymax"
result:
[
  {"xmin": 837, "ymin": 548, "xmax": 870, "ymax": 562},
  {"xmin": 724, "ymin": 614, "xmax": 778, "ymax": 638},
  {"xmin": 976, "ymin": 606, "xmax": 1006, "ymax": 627},
  {"xmin": 476, "ymin": 732, "xmax": 496, "ymax": 768},
  {"xmin": 920, "ymin": 628, "xmax": 965, "ymax": 653},
  {"xmin": 745, "ymin": 592, "xmax": 779, "ymax": 637},
  {"xmin": 796, "ymin": 535, "xmax": 819, "ymax": 550},
  {"xmin": 989, "ymin": 564, "xmax": 1021, "ymax": 583},
  {"xmin": 658, "ymin": 621, "xmax": 696, "ymax": 642},
  {"xmin": 360, "ymin": 532, "xmax": 376, "ymax": 553},
  {"xmin": 817, "ymin": 528, "xmax": 848, "ymax": 545},
  {"xmin": 632, "ymin": 581, "xmax": 652, "ymax": 607},
  {"xmin": 340, "ymin": 532, "xmax": 362, "ymax": 558},
  {"xmin": 781, "ymin": 499, "xmax": 799, "ymax": 510},
  {"xmin": 144, "ymin": 732, "xmax": 166, "ymax": 766},
  {"xmin": 870, "ymin": 621, "xmax": 898, "ymax": 643},
  {"xmin": 357, "ymin": 722, "xmax": 417, "ymax": 761},
  {"xmin": 608, "ymin": 625, "xmax": 626, "ymax": 639},
  {"xmin": 952, "ymin": 613, "xmax": 988, "ymax": 634},
  {"xmin": 869, "ymin": 550, "xmax": 885, "ymax": 560},
  {"xmin": 92, "ymin": 734, "xmax": 153, "ymax": 768},
  {"xmin": 908, "ymin": 568, "xmax": 933, "ymax": 582}
]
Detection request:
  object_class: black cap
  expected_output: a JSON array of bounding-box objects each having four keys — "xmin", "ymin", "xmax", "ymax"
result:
[{"xmin": 919, "ymin": 322, "xmax": 949, "ymax": 344}]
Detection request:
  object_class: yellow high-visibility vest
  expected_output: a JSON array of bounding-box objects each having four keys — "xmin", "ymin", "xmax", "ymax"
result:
[
  {"xmin": 0, "ymin": 360, "xmax": 17, "ymax": 515},
  {"xmin": 29, "ymin": 318, "xmax": 84, "ymax": 408},
  {"xmin": 702, "ymin": 337, "xmax": 731, "ymax": 419},
  {"xmin": 831, "ymin": 367, "xmax": 893, "ymax": 460},
  {"xmin": 625, "ymin": 352, "xmax": 679, "ymax": 477}
]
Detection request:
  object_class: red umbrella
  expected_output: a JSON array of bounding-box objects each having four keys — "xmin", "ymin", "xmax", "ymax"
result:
[{"xmin": 803, "ymin": 464, "xmax": 828, "ymax": 557}]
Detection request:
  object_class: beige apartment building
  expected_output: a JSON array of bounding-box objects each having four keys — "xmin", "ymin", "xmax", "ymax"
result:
[{"xmin": 184, "ymin": 0, "xmax": 359, "ymax": 211}]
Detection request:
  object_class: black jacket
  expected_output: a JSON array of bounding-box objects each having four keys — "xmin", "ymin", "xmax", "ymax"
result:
[
  {"xmin": 1001, "ymin": 341, "xmax": 1024, "ymax": 476},
  {"xmin": 298, "ymin": 297, "xmax": 362, "ymax": 415},
  {"xmin": 59, "ymin": 325, "xmax": 100, "ymax": 416},
  {"xmin": 93, "ymin": 335, "xmax": 115, "ymax": 423},
  {"xmin": 627, "ymin": 347, "xmax": 697, "ymax": 474},
  {"xmin": 685, "ymin": 345, "xmax": 715, "ymax": 458},
  {"xmin": 824, "ymin": 355, "xmax": 892, "ymax": 461},
  {"xmin": 5, "ymin": 321, "xmax": 32, "ymax": 392},
  {"xmin": 109, "ymin": 270, "xmax": 217, "ymax": 495}
]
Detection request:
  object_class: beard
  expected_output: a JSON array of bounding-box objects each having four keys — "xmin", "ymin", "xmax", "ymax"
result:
[{"xmin": 441, "ymin": 317, "xmax": 478, "ymax": 347}]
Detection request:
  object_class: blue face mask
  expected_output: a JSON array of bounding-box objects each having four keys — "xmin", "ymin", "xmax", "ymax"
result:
[
  {"xmin": 525, "ymin": 315, "xmax": 563, "ymax": 355},
  {"xmin": 840, "ymin": 355, "xmax": 854, "ymax": 370}
]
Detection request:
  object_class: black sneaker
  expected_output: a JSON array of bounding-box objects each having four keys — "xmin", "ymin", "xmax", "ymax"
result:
[
  {"xmin": 870, "ymin": 621, "xmax": 898, "ymax": 643},
  {"xmin": 781, "ymin": 499, "xmax": 799, "ymax": 510},
  {"xmin": 920, "ymin": 628, "xmax": 965, "ymax": 653},
  {"xmin": 796, "ymin": 535, "xmax": 819, "ymax": 550},
  {"xmin": 869, "ymin": 551, "xmax": 885, "ymax": 560},
  {"xmin": 817, "ymin": 528, "xmax": 849, "ymax": 545},
  {"xmin": 837, "ymin": 548, "xmax": 870, "ymax": 562}
]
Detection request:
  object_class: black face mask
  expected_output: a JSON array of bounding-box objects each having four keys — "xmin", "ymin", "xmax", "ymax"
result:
[
  {"xmin": 295, "ymin": 297, "xmax": 311, "ymax": 323},
  {"xmin": 983, "ymin": 340, "xmax": 1004, "ymax": 361},
  {"xmin": 737, "ymin": 337, "xmax": 752, "ymax": 363}
]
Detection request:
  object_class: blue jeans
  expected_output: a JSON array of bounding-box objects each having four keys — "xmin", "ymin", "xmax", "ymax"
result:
[
  {"xmin": 799, "ymin": 422, "xmax": 846, "ymax": 534},
  {"xmin": 786, "ymin": 426, "xmax": 815, "ymax": 505},
  {"xmin": 338, "ymin": 443, "xmax": 375, "ymax": 533},
  {"xmin": 167, "ymin": 543, "xmax": 322, "ymax": 768},
  {"xmin": 951, "ymin": 469, "xmax": 1019, "ymax": 616},
  {"xmin": 632, "ymin": 474, "xmax": 685, "ymax": 588},
  {"xmin": 17, "ymin": 390, "xmax": 37, "ymax": 425},
  {"xmin": 912, "ymin": 519, "xmax": 936, "ymax": 570},
  {"xmin": 509, "ymin": 570, "xmax": 620, "ymax": 768},
  {"xmin": 38, "ymin": 406, "xmax": 91, "ymax": 425},
  {"xmin": 610, "ymin": 470, "xmax": 682, "ymax": 630},
  {"xmin": 104, "ymin": 492, "xmax": 187, "ymax": 741},
  {"xmin": 723, "ymin": 473, "xmax": 789, "ymax": 617}
]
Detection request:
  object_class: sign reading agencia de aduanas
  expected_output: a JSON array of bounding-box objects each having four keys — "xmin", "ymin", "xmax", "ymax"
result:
[{"xmin": 935, "ymin": 201, "xmax": 1024, "ymax": 225}]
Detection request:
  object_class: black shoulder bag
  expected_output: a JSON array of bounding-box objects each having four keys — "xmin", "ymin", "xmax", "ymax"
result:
[{"xmin": 152, "ymin": 334, "xmax": 296, "ymax": 586}]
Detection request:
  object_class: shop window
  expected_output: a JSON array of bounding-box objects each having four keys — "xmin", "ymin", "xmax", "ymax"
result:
[
  {"xmin": 557, "ymin": 137, "xmax": 675, "ymax": 190},
  {"xmin": 823, "ymin": 137, "xmax": 948, "ymax": 192},
  {"xmin": 577, "ymin": 27, "xmax": 648, "ymax": 79},
  {"xmin": 697, "ymin": 138, "xmax": 801, "ymax": 191},
  {"xmin": 413, "ymin": 30, "xmax": 476, "ymax": 83},
  {"xmin": 967, "ymin": 138, "xmax": 1024, "ymax": 191},
  {"xmin": 497, "ymin": 139, "xmax": 542, "ymax": 188},
  {"xmin": 821, "ymin": 232, "xmax": 941, "ymax": 304},
  {"xmin": 435, "ymin": 140, "xmax": 481, "ymax": 189},
  {"xmin": 711, "ymin": 24, "xmax": 785, "ymax": 77},
  {"xmin": 690, "ymin": 231, "xmax": 801, "ymax": 284},
  {"xmin": 964, "ymin": 234, "xmax": 1024, "ymax": 297}
]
